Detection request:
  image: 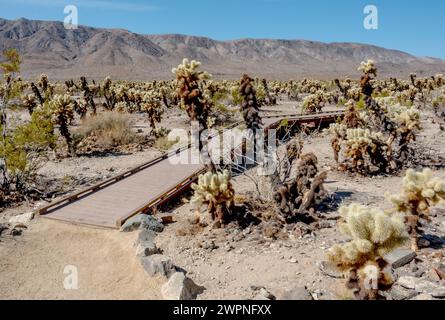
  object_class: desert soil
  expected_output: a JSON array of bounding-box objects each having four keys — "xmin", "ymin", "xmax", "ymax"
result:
[{"xmin": 1, "ymin": 100, "xmax": 445, "ymax": 300}]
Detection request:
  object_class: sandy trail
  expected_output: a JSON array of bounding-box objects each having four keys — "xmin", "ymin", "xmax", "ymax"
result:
[{"xmin": 0, "ymin": 219, "xmax": 163, "ymax": 300}]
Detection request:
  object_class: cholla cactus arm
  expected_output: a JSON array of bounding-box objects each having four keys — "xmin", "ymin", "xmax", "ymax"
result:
[
  {"xmin": 387, "ymin": 169, "xmax": 445, "ymax": 251},
  {"xmin": 327, "ymin": 203, "xmax": 409, "ymax": 300},
  {"xmin": 191, "ymin": 170, "xmax": 235, "ymax": 223}
]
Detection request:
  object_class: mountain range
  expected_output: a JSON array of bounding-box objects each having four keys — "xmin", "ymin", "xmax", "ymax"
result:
[{"xmin": 1, "ymin": 17, "xmax": 444, "ymax": 80}]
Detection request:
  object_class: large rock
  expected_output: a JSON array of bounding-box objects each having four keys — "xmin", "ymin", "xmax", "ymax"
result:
[
  {"xmin": 384, "ymin": 249, "xmax": 416, "ymax": 269},
  {"xmin": 120, "ymin": 214, "xmax": 164, "ymax": 233},
  {"xmin": 161, "ymin": 272, "xmax": 205, "ymax": 300},
  {"xmin": 8, "ymin": 212, "xmax": 34, "ymax": 226},
  {"xmin": 276, "ymin": 287, "xmax": 313, "ymax": 300},
  {"xmin": 140, "ymin": 254, "xmax": 176, "ymax": 278}
]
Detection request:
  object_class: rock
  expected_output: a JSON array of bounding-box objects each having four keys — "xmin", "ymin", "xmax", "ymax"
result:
[
  {"xmin": 276, "ymin": 287, "xmax": 313, "ymax": 300},
  {"xmin": 258, "ymin": 288, "xmax": 276, "ymax": 300},
  {"xmin": 384, "ymin": 249, "xmax": 416, "ymax": 269},
  {"xmin": 415, "ymin": 280, "xmax": 445, "ymax": 298},
  {"xmin": 160, "ymin": 215, "xmax": 174, "ymax": 224},
  {"xmin": 135, "ymin": 241, "xmax": 160, "ymax": 257},
  {"xmin": 135, "ymin": 229, "xmax": 157, "ymax": 246},
  {"xmin": 316, "ymin": 261, "xmax": 344, "ymax": 279},
  {"xmin": 120, "ymin": 214, "xmax": 164, "ymax": 233},
  {"xmin": 434, "ymin": 264, "xmax": 445, "ymax": 280},
  {"xmin": 417, "ymin": 238, "xmax": 431, "ymax": 249},
  {"xmin": 8, "ymin": 212, "xmax": 34, "ymax": 226},
  {"xmin": 140, "ymin": 254, "xmax": 176, "ymax": 278},
  {"xmin": 410, "ymin": 293, "xmax": 434, "ymax": 300},
  {"xmin": 289, "ymin": 257, "xmax": 298, "ymax": 264},
  {"xmin": 161, "ymin": 272, "xmax": 204, "ymax": 300},
  {"xmin": 9, "ymin": 228, "xmax": 22, "ymax": 236},
  {"xmin": 427, "ymin": 269, "xmax": 442, "ymax": 282},
  {"xmin": 398, "ymin": 276, "xmax": 445, "ymax": 298},
  {"xmin": 318, "ymin": 220, "xmax": 335, "ymax": 229},
  {"xmin": 398, "ymin": 276, "xmax": 417, "ymax": 290},
  {"xmin": 263, "ymin": 222, "xmax": 280, "ymax": 239},
  {"xmin": 388, "ymin": 285, "xmax": 417, "ymax": 300}
]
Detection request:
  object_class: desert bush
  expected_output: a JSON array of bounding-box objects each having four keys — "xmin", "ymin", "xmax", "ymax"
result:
[
  {"xmin": 75, "ymin": 112, "xmax": 137, "ymax": 151},
  {"xmin": 0, "ymin": 103, "xmax": 55, "ymax": 189},
  {"xmin": 327, "ymin": 203, "xmax": 409, "ymax": 300}
]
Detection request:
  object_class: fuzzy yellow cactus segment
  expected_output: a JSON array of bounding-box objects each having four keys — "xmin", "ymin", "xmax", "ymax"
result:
[
  {"xmin": 328, "ymin": 204, "xmax": 408, "ymax": 270},
  {"xmin": 358, "ymin": 59, "xmax": 377, "ymax": 77},
  {"xmin": 387, "ymin": 168, "xmax": 445, "ymax": 251},
  {"xmin": 328, "ymin": 203, "xmax": 408, "ymax": 300},
  {"xmin": 140, "ymin": 91, "xmax": 163, "ymax": 133},
  {"xmin": 345, "ymin": 128, "xmax": 385, "ymax": 150},
  {"xmin": 191, "ymin": 170, "xmax": 235, "ymax": 222},
  {"xmin": 388, "ymin": 169, "xmax": 445, "ymax": 213},
  {"xmin": 172, "ymin": 58, "xmax": 211, "ymax": 87}
]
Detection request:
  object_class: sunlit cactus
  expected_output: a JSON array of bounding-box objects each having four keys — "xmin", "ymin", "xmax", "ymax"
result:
[
  {"xmin": 50, "ymin": 94, "xmax": 75, "ymax": 152},
  {"xmin": 387, "ymin": 169, "xmax": 445, "ymax": 251},
  {"xmin": 327, "ymin": 203, "xmax": 409, "ymax": 300},
  {"xmin": 140, "ymin": 91, "xmax": 163, "ymax": 136},
  {"xmin": 190, "ymin": 169, "xmax": 235, "ymax": 223},
  {"xmin": 22, "ymin": 93, "xmax": 37, "ymax": 115}
]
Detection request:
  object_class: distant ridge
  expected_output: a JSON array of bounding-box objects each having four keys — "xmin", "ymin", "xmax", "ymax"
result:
[{"xmin": 1, "ymin": 17, "xmax": 444, "ymax": 80}]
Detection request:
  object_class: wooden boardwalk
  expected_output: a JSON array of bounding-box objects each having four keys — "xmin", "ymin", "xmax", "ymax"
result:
[{"xmin": 38, "ymin": 111, "xmax": 344, "ymax": 229}]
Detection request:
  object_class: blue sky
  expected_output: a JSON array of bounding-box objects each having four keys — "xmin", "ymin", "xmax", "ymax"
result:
[{"xmin": 1, "ymin": 0, "xmax": 444, "ymax": 59}]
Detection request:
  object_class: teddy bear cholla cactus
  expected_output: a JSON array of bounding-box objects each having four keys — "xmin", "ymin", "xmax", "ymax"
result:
[
  {"xmin": 140, "ymin": 91, "xmax": 164, "ymax": 136},
  {"xmin": 50, "ymin": 94, "xmax": 75, "ymax": 152},
  {"xmin": 273, "ymin": 153, "xmax": 328, "ymax": 222},
  {"xmin": 327, "ymin": 203, "xmax": 409, "ymax": 300},
  {"xmin": 172, "ymin": 59, "xmax": 211, "ymax": 127},
  {"xmin": 239, "ymin": 74, "xmax": 262, "ymax": 131},
  {"xmin": 191, "ymin": 170, "xmax": 235, "ymax": 223},
  {"xmin": 387, "ymin": 169, "xmax": 445, "ymax": 251}
]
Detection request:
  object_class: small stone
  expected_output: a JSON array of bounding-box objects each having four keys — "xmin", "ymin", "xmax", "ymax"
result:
[
  {"xmin": 135, "ymin": 241, "xmax": 160, "ymax": 257},
  {"xmin": 434, "ymin": 264, "xmax": 445, "ymax": 280},
  {"xmin": 140, "ymin": 254, "xmax": 176, "ymax": 278},
  {"xmin": 9, "ymin": 228, "xmax": 22, "ymax": 236},
  {"xmin": 427, "ymin": 269, "xmax": 442, "ymax": 282},
  {"xmin": 161, "ymin": 272, "xmax": 204, "ymax": 300},
  {"xmin": 384, "ymin": 249, "xmax": 416, "ymax": 269},
  {"xmin": 318, "ymin": 220, "xmax": 335, "ymax": 229},
  {"xmin": 258, "ymin": 288, "xmax": 276, "ymax": 300},
  {"xmin": 276, "ymin": 287, "xmax": 313, "ymax": 300},
  {"xmin": 160, "ymin": 216, "xmax": 174, "ymax": 224},
  {"xmin": 418, "ymin": 238, "xmax": 431, "ymax": 249},
  {"xmin": 289, "ymin": 257, "xmax": 298, "ymax": 264},
  {"xmin": 8, "ymin": 212, "xmax": 34, "ymax": 226},
  {"xmin": 398, "ymin": 276, "xmax": 417, "ymax": 290}
]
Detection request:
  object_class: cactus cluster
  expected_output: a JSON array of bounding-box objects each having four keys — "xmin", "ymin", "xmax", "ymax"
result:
[
  {"xmin": 273, "ymin": 153, "xmax": 328, "ymax": 221},
  {"xmin": 191, "ymin": 170, "xmax": 235, "ymax": 223},
  {"xmin": 327, "ymin": 203, "xmax": 409, "ymax": 300},
  {"xmin": 387, "ymin": 168, "xmax": 445, "ymax": 251}
]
